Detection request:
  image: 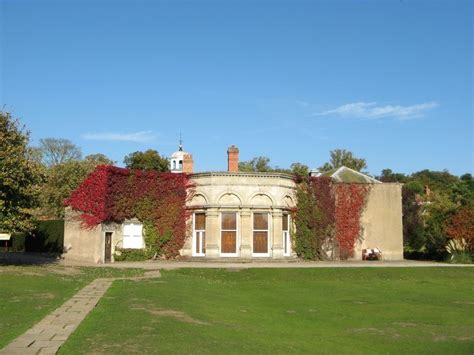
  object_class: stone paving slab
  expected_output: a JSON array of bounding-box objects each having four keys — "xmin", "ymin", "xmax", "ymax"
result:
[{"xmin": 0, "ymin": 278, "xmax": 112, "ymax": 355}]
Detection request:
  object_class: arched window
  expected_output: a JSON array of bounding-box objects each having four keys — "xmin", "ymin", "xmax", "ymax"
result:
[{"xmin": 172, "ymin": 160, "xmax": 176, "ymax": 170}]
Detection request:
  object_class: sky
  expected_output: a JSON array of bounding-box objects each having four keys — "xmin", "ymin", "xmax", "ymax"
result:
[{"xmin": 1, "ymin": 0, "xmax": 473, "ymax": 176}]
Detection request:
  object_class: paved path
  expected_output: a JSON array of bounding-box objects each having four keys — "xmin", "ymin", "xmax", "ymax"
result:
[
  {"xmin": 62, "ymin": 259, "xmax": 474, "ymax": 270},
  {"xmin": 0, "ymin": 270, "xmax": 161, "ymax": 355},
  {"xmin": 0, "ymin": 278, "xmax": 112, "ymax": 355}
]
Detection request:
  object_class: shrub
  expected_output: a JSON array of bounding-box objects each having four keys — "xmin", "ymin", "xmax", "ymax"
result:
[
  {"xmin": 25, "ymin": 220, "xmax": 64, "ymax": 253},
  {"xmin": 114, "ymin": 248, "xmax": 149, "ymax": 261},
  {"xmin": 446, "ymin": 238, "xmax": 472, "ymax": 264}
]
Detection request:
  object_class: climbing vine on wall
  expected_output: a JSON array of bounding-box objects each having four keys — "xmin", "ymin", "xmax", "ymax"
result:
[
  {"xmin": 65, "ymin": 165, "xmax": 193, "ymax": 258},
  {"xmin": 334, "ymin": 183, "xmax": 371, "ymax": 259},
  {"xmin": 293, "ymin": 176, "xmax": 371, "ymax": 260},
  {"xmin": 293, "ymin": 177, "xmax": 336, "ymax": 260}
]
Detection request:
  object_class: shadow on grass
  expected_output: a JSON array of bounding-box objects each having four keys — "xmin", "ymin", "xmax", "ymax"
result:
[{"xmin": 0, "ymin": 252, "xmax": 60, "ymax": 266}]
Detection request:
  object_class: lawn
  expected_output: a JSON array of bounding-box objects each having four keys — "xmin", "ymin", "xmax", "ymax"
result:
[
  {"xmin": 0, "ymin": 265, "xmax": 143, "ymax": 348},
  {"xmin": 59, "ymin": 268, "xmax": 474, "ymax": 354}
]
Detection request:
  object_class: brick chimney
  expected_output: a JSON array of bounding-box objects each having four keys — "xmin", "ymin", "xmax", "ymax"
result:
[
  {"xmin": 183, "ymin": 154, "xmax": 193, "ymax": 173},
  {"xmin": 227, "ymin": 145, "xmax": 239, "ymax": 172}
]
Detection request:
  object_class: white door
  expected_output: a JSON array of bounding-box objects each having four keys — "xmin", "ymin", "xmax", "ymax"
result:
[
  {"xmin": 283, "ymin": 213, "xmax": 291, "ymax": 256},
  {"xmin": 193, "ymin": 213, "xmax": 206, "ymax": 256}
]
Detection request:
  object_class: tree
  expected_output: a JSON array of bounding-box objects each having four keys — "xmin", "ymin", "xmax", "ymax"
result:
[
  {"xmin": 38, "ymin": 138, "xmax": 82, "ymax": 166},
  {"xmin": 238, "ymin": 156, "xmax": 272, "ymax": 172},
  {"xmin": 39, "ymin": 154, "xmax": 114, "ymax": 218},
  {"xmin": 446, "ymin": 206, "xmax": 474, "ymax": 249},
  {"xmin": 402, "ymin": 183, "xmax": 425, "ymax": 250},
  {"xmin": 290, "ymin": 162, "xmax": 309, "ymax": 177},
  {"xmin": 84, "ymin": 153, "xmax": 115, "ymax": 166},
  {"xmin": 319, "ymin": 149, "xmax": 367, "ymax": 172},
  {"xmin": 0, "ymin": 112, "xmax": 43, "ymax": 233},
  {"xmin": 378, "ymin": 169, "xmax": 408, "ymax": 183},
  {"xmin": 124, "ymin": 149, "xmax": 169, "ymax": 172}
]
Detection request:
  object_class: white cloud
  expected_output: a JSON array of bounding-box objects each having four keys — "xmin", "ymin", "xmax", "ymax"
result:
[
  {"xmin": 82, "ymin": 130, "xmax": 156, "ymax": 142},
  {"xmin": 314, "ymin": 101, "xmax": 439, "ymax": 120}
]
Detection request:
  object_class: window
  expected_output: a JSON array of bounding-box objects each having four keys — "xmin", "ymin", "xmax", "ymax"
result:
[
  {"xmin": 172, "ymin": 160, "xmax": 176, "ymax": 170},
  {"xmin": 253, "ymin": 212, "xmax": 269, "ymax": 255},
  {"xmin": 123, "ymin": 223, "xmax": 144, "ymax": 249},
  {"xmin": 179, "ymin": 160, "xmax": 183, "ymax": 170},
  {"xmin": 283, "ymin": 213, "xmax": 291, "ymax": 256},
  {"xmin": 193, "ymin": 213, "xmax": 206, "ymax": 256},
  {"xmin": 221, "ymin": 212, "xmax": 237, "ymax": 255}
]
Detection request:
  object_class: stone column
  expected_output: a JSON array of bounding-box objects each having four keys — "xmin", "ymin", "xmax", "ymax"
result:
[
  {"xmin": 240, "ymin": 208, "xmax": 252, "ymax": 258},
  {"xmin": 272, "ymin": 210, "xmax": 284, "ymax": 259},
  {"xmin": 205, "ymin": 208, "xmax": 220, "ymax": 258}
]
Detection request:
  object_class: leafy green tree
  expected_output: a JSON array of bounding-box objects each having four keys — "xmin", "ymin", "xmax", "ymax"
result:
[
  {"xmin": 290, "ymin": 162, "xmax": 309, "ymax": 177},
  {"xmin": 84, "ymin": 153, "xmax": 115, "ymax": 166},
  {"xmin": 0, "ymin": 112, "xmax": 43, "ymax": 233},
  {"xmin": 378, "ymin": 169, "xmax": 408, "ymax": 183},
  {"xmin": 319, "ymin": 149, "xmax": 367, "ymax": 172},
  {"xmin": 238, "ymin": 156, "xmax": 272, "ymax": 172},
  {"xmin": 38, "ymin": 138, "xmax": 82, "ymax": 166},
  {"xmin": 423, "ymin": 192, "xmax": 457, "ymax": 258},
  {"xmin": 39, "ymin": 154, "xmax": 114, "ymax": 218},
  {"xmin": 124, "ymin": 149, "xmax": 169, "ymax": 172},
  {"xmin": 402, "ymin": 183, "xmax": 425, "ymax": 250},
  {"xmin": 410, "ymin": 169, "xmax": 459, "ymax": 196}
]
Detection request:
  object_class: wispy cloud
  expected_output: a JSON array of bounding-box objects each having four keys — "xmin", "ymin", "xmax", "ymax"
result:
[
  {"xmin": 296, "ymin": 100, "xmax": 311, "ymax": 108},
  {"xmin": 314, "ymin": 101, "xmax": 439, "ymax": 120},
  {"xmin": 82, "ymin": 130, "xmax": 156, "ymax": 142}
]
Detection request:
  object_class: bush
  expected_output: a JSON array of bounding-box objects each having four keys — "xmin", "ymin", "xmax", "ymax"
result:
[
  {"xmin": 448, "ymin": 251, "xmax": 472, "ymax": 264},
  {"xmin": 113, "ymin": 248, "xmax": 149, "ymax": 261},
  {"xmin": 25, "ymin": 220, "xmax": 64, "ymax": 253}
]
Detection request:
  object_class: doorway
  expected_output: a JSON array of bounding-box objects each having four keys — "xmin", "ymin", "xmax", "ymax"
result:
[{"xmin": 104, "ymin": 232, "xmax": 112, "ymax": 263}]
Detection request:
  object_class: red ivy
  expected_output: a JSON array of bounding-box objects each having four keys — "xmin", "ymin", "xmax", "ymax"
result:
[
  {"xmin": 64, "ymin": 165, "xmax": 194, "ymax": 258},
  {"xmin": 295, "ymin": 177, "xmax": 371, "ymax": 260},
  {"xmin": 334, "ymin": 183, "xmax": 371, "ymax": 259}
]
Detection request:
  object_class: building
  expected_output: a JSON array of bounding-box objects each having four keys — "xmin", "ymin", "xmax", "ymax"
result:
[{"xmin": 63, "ymin": 145, "xmax": 403, "ymax": 263}]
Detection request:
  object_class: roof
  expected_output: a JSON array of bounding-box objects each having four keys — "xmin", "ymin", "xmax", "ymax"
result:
[{"xmin": 321, "ymin": 166, "xmax": 381, "ymax": 184}]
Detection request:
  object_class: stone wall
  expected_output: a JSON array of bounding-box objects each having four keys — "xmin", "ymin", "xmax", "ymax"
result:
[
  {"xmin": 356, "ymin": 183, "xmax": 404, "ymax": 260},
  {"xmin": 63, "ymin": 208, "xmax": 123, "ymax": 263}
]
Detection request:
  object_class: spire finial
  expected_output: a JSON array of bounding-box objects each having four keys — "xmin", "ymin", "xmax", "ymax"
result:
[{"xmin": 178, "ymin": 132, "xmax": 183, "ymax": 151}]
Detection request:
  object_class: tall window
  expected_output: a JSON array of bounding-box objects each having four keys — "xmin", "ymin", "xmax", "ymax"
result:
[
  {"xmin": 283, "ymin": 213, "xmax": 291, "ymax": 256},
  {"xmin": 193, "ymin": 213, "xmax": 206, "ymax": 256},
  {"xmin": 221, "ymin": 212, "xmax": 237, "ymax": 255},
  {"xmin": 123, "ymin": 223, "xmax": 143, "ymax": 249},
  {"xmin": 253, "ymin": 212, "xmax": 269, "ymax": 255}
]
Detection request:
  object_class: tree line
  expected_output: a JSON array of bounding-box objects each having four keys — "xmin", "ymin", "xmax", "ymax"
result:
[{"xmin": 1, "ymin": 112, "xmax": 472, "ymax": 261}]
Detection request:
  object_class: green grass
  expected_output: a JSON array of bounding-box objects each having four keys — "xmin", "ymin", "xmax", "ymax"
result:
[
  {"xmin": 0, "ymin": 265, "xmax": 143, "ymax": 348},
  {"xmin": 60, "ymin": 268, "xmax": 474, "ymax": 354}
]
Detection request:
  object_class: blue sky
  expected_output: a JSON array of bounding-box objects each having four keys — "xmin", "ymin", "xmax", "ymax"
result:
[{"xmin": 1, "ymin": 0, "xmax": 473, "ymax": 175}]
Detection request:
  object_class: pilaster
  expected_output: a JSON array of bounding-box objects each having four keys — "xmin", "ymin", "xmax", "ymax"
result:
[
  {"xmin": 272, "ymin": 210, "xmax": 284, "ymax": 259},
  {"xmin": 240, "ymin": 208, "xmax": 252, "ymax": 258},
  {"xmin": 205, "ymin": 209, "xmax": 220, "ymax": 258}
]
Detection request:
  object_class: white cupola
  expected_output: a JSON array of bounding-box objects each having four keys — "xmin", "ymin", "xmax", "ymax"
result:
[{"xmin": 170, "ymin": 137, "xmax": 193, "ymax": 173}]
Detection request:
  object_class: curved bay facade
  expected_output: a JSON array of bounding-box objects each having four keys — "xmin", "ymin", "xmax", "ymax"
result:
[{"xmin": 182, "ymin": 172, "xmax": 296, "ymax": 259}]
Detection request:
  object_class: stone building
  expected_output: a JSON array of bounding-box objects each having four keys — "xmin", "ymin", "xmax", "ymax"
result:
[{"xmin": 63, "ymin": 144, "xmax": 403, "ymax": 263}]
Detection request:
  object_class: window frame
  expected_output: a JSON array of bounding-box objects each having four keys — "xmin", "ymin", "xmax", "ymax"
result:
[
  {"xmin": 193, "ymin": 212, "xmax": 206, "ymax": 257},
  {"xmin": 252, "ymin": 211, "xmax": 271, "ymax": 257},
  {"xmin": 122, "ymin": 222, "xmax": 144, "ymax": 249},
  {"xmin": 220, "ymin": 211, "xmax": 239, "ymax": 257}
]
